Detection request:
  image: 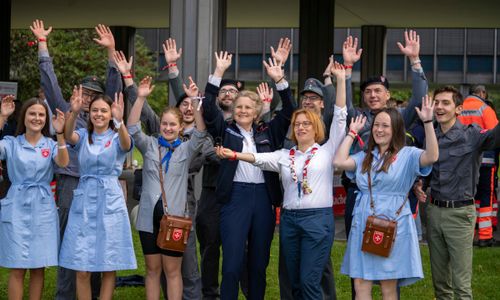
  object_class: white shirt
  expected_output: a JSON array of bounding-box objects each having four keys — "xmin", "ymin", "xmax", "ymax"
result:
[
  {"xmin": 253, "ymin": 106, "xmax": 347, "ymax": 209},
  {"xmin": 233, "ymin": 123, "xmax": 266, "ymax": 184}
]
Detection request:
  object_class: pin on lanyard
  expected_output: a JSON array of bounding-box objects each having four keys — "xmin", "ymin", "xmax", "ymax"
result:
[{"xmin": 289, "ymin": 147, "xmax": 318, "ymax": 198}]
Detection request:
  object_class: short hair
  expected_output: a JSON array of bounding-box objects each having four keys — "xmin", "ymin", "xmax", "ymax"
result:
[
  {"xmin": 234, "ymin": 90, "xmax": 263, "ymax": 123},
  {"xmin": 289, "ymin": 109, "xmax": 325, "ymax": 145},
  {"xmin": 469, "ymin": 84, "xmax": 486, "ymax": 96},
  {"xmin": 433, "ymin": 86, "xmax": 463, "ymax": 106},
  {"xmin": 15, "ymin": 98, "xmax": 51, "ymax": 137}
]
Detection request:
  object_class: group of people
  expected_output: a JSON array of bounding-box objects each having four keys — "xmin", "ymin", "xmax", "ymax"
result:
[{"xmin": 0, "ymin": 19, "xmax": 498, "ymax": 300}]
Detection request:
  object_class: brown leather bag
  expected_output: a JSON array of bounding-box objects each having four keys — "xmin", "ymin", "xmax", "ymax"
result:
[
  {"xmin": 361, "ymin": 171, "xmax": 408, "ymax": 258},
  {"xmin": 156, "ymin": 146, "xmax": 192, "ymax": 253}
]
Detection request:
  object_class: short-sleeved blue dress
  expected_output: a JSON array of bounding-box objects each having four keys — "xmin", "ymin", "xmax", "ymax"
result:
[
  {"xmin": 341, "ymin": 147, "xmax": 431, "ymax": 286},
  {"xmin": 0, "ymin": 135, "xmax": 59, "ymax": 268},
  {"xmin": 59, "ymin": 128, "xmax": 137, "ymax": 272}
]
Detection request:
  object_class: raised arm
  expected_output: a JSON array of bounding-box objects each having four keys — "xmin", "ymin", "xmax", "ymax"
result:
[
  {"xmin": 397, "ymin": 30, "xmax": 428, "ymax": 127},
  {"xmin": 32, "ymin": 19, "xmax": 70, "ymax": 113},
  {"xmin": 52, "ymin": 109, "xmax": 69, "ymax": 167},
  {"xmin": 342, "ymin": 36, "xmax": 362, "ymax": 119},
  {"xmin": 323, "ymin": 62, "xmax": 347, "ymax": 154},
  {"xmin": 415, "ymin": 95, "xmax": 438, "ymax": 166},
  {"xmin": 0, "ymin": 95, "xmax": 15, "ymax": 130},
  {"xmin": 113, "ymin": 50, "xmax": 134, "ymax": 88},
  {"xmin": 163, "ymin": 38, "xmax": 185, "ymax": 101},
  {"xmin": 94, "ymin": 24, "xmax": 122, "ymax": 98},
  {"xmin": 112, "ymin": 92, "xmax": 132, "ymax": 151},
  {"xmin": 322, "ymin": 56, "xmax": 336, "ymax": 127},
  {"xmin": 183, "ymin": 76, "xmax": 206, "ymax": 132},
  {"xmin": 256, "ymin": 82, "xmax": 273, "ymax": 122},
  {"xmin": 334, "ymin": 115, "xmax": 366, "ymax": 171},
  {"xmin": 65, "ymin": 86, "xmax": 84, "ymax": 145},
  {"xmin": 270, "ymin": 37, "xmax": 292, "ymax": 66},
  {"xmin": 127, "ymin": 76, "xmax": 155, "ymax": 127}
]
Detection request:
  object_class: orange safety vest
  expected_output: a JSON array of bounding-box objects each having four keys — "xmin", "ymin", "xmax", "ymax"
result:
[{"xmin": 458, "ymin": 95, "xmax": 498, "ymax": 130}]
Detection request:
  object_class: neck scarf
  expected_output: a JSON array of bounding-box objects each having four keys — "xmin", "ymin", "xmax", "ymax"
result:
[{"xmin": 158, "ymin": 136, "xmax": 182, "ymax": 173}]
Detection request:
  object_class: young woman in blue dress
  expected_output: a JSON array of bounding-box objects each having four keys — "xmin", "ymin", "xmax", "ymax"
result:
[
  {"xmin": 333, "ymin": 95, "xmax": 439, "ymax": 299},
  {"xmin": 60, "ymin": 87, "xmax": 136, "ymax": 300},
  {"xmin": 0, "ymin": 95, "xmax": 69, "ymax": 300}
]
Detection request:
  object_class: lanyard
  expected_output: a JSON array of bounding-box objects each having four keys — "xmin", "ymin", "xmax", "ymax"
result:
[{"xmin": 289, "ymin": 147, "xmax": 318, "ymax": 198}]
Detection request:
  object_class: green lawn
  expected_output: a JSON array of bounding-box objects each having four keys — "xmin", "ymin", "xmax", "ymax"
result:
[{"xmin": 1, "ymin": 231, "xmax": 500, "ymax": 299}]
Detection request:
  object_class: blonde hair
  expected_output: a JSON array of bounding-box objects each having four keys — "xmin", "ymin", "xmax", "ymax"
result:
[
  {"xmin": 289, "ymin": 109, "xmax": 325, "ymax": 145},
  {"xmin": 233, "ymin": 90, "xmax": 263, "ymax": 123}
]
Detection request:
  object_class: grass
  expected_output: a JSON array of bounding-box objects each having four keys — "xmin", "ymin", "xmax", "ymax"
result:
[{"xmin": 1, "ymin": 230, "xmax": 500, "ymax": 299}]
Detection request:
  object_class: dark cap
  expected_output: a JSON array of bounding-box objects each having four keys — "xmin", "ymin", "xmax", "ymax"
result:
[
  {"xmin": 175, "ymin": 93, "xmax": 189, "ymax": 108},
  {"xmin": 221, "ymin": 79, "xmax": 245, "ymax": 91},
  {"xmin": 300, "ymin": 78, "xmax": 324, "ymax": 98},
  {"xmin": 360, "ymin": 76, "xmax": 389, "ymax": 91},
  {"xmin": 80, "ymin": 76, "xmax": 105, "ymax": 94}
]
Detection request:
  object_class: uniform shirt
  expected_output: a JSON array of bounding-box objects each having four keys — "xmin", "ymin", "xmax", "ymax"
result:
[
  {"xmin": 233, "ymin": 123, "xmax": 265, "ymax": 184},
  {"xmin": 253, "ymin": 106, "xmax": 347, "ymax": 209},
  {"xmin": 430, "ymin": 120, "xmax": 500, "ymax": 202}
]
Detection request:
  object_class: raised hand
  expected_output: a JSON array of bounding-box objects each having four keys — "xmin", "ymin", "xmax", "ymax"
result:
[
  {"xmin": 182, "ymin": 76, "xmax": 199, "ymax": 98},
  {"xmin": 330, "ymin": 61, "xmax": 346, "ymax": 79},
  {"xmin": 93, "ymin": 24, "xmax": 115, "ymax": 50},
  {"xmin": 52, "ymin": 108, "xmax": 66, "ymax": 134},
  {"xmin": 256, "ymin": 82, "xmax": 273, "ymax": 103},
  {"xmin": 342, "ymin": 36, "xmax": 362, "ymax": 66},
  {"xmin": 215, "ymin": 145, "xmax": 235, "ymax": 160},
  {"xmin": 263, "ymin": 57, "xmax": 284, "ymax": 83},
  {"xmin": 214, "ymin": 51, "xmax": 233, "ymax": 77},
  {"xmin": 163, "ymin": 38, "xmax": 183, "ymax": 64},
  {"xmin": 30, "ymin": 19, "xmax": 52, "ymax": 40},
  {"xmin": 112, "ymin": 92, "xmax": 125, "ymax": 122},
  {"xmin": 271, "ymin": 37, "xmax": 292, "ymax": 64},
  {"xmin": 323, "ymin": 55, "xmax": 334, "ymax": 77},
  {"xmin": 1, "ymin": 95, "xmax": 16, "ymax": 118},
  {"xmin": 137, "ymin": 76, "xmax": 155, "ymax": 98},
  {"xmin": 415, "ymin": 95, "xmax": 434, "ymax": 122},
  {"xmin": 397, "ymin": 30, "xmax": 420, "ymax": 60},
  {"xmin": 70, "ymin": 85, "xmax": 83, "ymax": 113},
  {"xmin": 112, "ymin": 51, "xmax": 133, "ymax": 75},
  {"xmin": 349, "ymin": 115, "xmax": 367, "ymax": 133}
]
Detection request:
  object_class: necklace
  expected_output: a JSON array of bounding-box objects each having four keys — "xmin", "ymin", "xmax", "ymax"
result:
[{"xmin": 289, "ymin": 147, "xmax": 318, "ymax": 198}]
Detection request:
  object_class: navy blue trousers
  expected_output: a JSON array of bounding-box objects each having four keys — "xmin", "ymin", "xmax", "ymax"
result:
[
  {"xmin": 280, "ymin": 207, "xmax": 334, "ymax": 300},
  {"xmin": 220, "ymin": 183, "xmax": 275, "ymax": 300}
]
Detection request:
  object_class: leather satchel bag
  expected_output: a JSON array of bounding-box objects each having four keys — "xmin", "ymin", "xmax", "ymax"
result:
[
  {"xmin": 361, "ymin": 171, "xmax": 408, "ymax": 258},
  {"xmin": 156, "ymin": 146, "xmax": 192, "ymax": 253}
]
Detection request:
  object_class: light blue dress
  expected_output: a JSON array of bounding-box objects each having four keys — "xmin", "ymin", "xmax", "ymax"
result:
[
  {"xmin": 0, "ymin": 135, "xmax": 59, "ymax": 268},
  {"xmin": 341, "ymin": 147, "xmax": 431, "ymax": 286},
  {"xmin": 59, "ymin": 128, "xmax": 137, "ymax": 272}
]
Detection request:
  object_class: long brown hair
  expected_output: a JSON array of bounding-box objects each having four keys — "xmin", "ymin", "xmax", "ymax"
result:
[
  {"xmin": 87, "ymin": 95, "xmax": 115, "ymax": 144},
  {"xmin": 15, "ymin": 98, "xmax": 51, "ymax": 137},
  {"xmin": 361, "ymin": 108, "xmax": 405, "ymax": 174}
]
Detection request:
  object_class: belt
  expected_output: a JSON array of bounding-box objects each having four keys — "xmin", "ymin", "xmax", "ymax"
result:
[{"xmin": 431, "ymin": 198, "xmax": 474, "ymax": 208}]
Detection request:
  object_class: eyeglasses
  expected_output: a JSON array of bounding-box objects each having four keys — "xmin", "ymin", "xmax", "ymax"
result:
[
  {"xmin": 219, "ymin": 89, "xmax": 238, "ymax": 95},
  {"xmin": 293, "ymin": 121, "xmax": 313, "ymax": 128},
  {"xmin": 301, "ymin": 95, "xmax": 321, "ymax": 102},
  {"xmin": 82, "ymin": 91, "xmax": 97, "ymax": 98}
]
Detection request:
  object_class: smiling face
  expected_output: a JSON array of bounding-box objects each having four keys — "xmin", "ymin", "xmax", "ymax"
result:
[
  {"xmin": 233, "ymin": 96, "xmax": 259, "ymax": 128},
  {"xmin": 293, "ymin": 113, "xmax": 316, "ymax": 146},
  {"xmin": 89, "ymin": 99, "xmax": 112, "ymax": 131},
  {"xmin": 301, "ymin": 92, "xmax": 324, "ymax": 115},
  {"xmin": 160, "ymin": 111, "xmax": 183, "ymax": 142},
  {"xmin": 24, "ymin": 103, "xmax": 47, "ymax": 134},
  {"xmin": 217, "ymin": 84, "xmax": 239, "ymax": 111},
  {"xmin": 82, "ymin": 88, "xmax": 98, "ymax": 112},
  {"xmin": 363, "ymin": 83, "xmax": 391, "ymax": 111},
  {"xmin": 372, "ymin": 111, "xmax": 393, "ymax": 150},
  {"xmin": 433, "ymin": 91, "xmax": 462, "ymax": 127},
  {"xmin": 178, "ymin": 97, "xmax": 194, "ymax": 125}
]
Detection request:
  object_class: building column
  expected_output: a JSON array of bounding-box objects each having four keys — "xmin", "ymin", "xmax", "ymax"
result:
[
  {"xmin": 0, "ymin": 0, "xmax": 12, "ymax": 81},
  {"xmin": 111, "ymin": 26, "xmax": 136, "ymax": 59},
  {"xmin": 360, "ymin": 25, "xmax": 387, "ymax": 81},
  {"xmin": 298, "ymin": 0, "xmax": 334, "ymax": 87},
  {"xmin": 170, "ymin": 0, "xmax": 226, "ymax": 106}
]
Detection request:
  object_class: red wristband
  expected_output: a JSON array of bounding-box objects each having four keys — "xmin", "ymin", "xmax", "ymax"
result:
[
  {"xmin": 38, "ymin": 38, "xmax": 47, "ymax": 42},
  {"xmin": 122, "ymin": 74, "xmax": 133, "ymax": 79},
  {"xmin": 349, "ymin": 129, "xmax": 365, "ymax": 148},
  {"xmin": 168, "ymin": 63, "xmax": 177, "ymax": 68},
  {"xmin": 228, "ymin": 151, "xmax": 237, "ymax": 161},
  {"xmin": 343, "ymin": 64, "xmax": 353, "ymax": 69},
  {"xmin": 349, "ymin": 129, "xmax": 358, "ymax": 136},
  {"xmin": 263, "ymin": 98, "xmax": 272, "ymax": 103}
]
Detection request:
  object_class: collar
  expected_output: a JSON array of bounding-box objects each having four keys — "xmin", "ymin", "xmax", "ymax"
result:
[
  {"xmin": 436, "ymin": 119, "xmax": 463, "ymax": 140},
  {"xmin": 19, "ymin": 134, "xmax": 46, "ymax": 149},
  {"xmin": 294, "ymin": 143, "xmax": 320, "ymax": 155},
  {"xmin": 235, "ymin": 123, "xmax": 254, "ymax": 136},
  {"xmin": 92, "ymin": 128, "xmax": 113, "ymax": 138}
]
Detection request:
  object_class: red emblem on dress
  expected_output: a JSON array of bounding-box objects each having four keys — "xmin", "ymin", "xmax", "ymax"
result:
[
  {"xmin": 172, "ymin": 228, "xmax": 183, "ymax": 241},
  {"xmin": 372, "ymin": 230, "xmax": 384, "ymax": 245},
  {"xmin": 41, "ymin": 148, "xmax": 50, "ymax": 158},
  {"xmin": 105, "ymin": 140, "xmax": 111, "ymax": 148}
]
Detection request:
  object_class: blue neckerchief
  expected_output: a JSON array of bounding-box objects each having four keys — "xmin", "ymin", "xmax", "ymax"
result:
[{"xmin": 158, "ymin": 136, "xmax": 182, "ymax": 173}]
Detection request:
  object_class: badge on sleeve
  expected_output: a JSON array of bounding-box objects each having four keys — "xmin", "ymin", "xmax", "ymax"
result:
[{"xmin": 41, "ymin": 148, "xmax": 50, "ymax": 158}]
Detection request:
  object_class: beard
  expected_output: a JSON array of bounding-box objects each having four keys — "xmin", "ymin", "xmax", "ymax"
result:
[{"xmin": 219, "ymin": 102, "xmax": 232, "ymax": 112}]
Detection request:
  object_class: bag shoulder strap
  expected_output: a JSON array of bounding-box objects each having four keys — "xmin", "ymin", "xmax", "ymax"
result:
[
  {"xmin": 367, "ymin": 170, "xmax": 409, "ymax": 219},
  {"xmin": 158, "ymin": 145, "xmax": 169, "ymax": 215}
]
